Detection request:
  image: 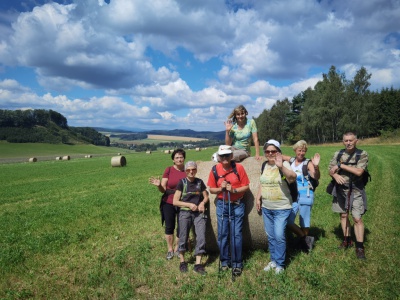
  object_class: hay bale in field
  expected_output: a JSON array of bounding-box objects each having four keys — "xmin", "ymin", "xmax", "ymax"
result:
[
  {"xmin": 29, "ymin": 157, "xmax": 37, "ymax": 162},
  {"xmin": 62, "ymin": 156, "xmax": 70, "ymax": 161},
  {"xmin": 146, "ymin": 151, "xmax": 152, "ymax": 154},
  {"xmin": 111, "ymin": 156, "xmax": 126, "ymax": 167},
  {"xmin": 117, "ymin": 153, "xmax": 121, "ymax": 156},
  {"xmin": 195, "ymin": 147, "xmax": 201, "ymax": 151},
  {"xmin": 164, "ymin": 150, "xmax": 170, "ymax": 154},
  {"xmin": 196, "ymin": 158, "xmax": 267, "ymax": 253},
  {"xmin": 56, "ymin": 156, "xmax": 62, "ymax": 160},
  {"xmin": 85, "ymin": 155, "xmax": 92, "ymax": 158}
]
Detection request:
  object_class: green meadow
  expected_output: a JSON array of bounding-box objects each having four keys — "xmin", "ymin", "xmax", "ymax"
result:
[{"xmin": 0, "ymin": 144, "xmax": 399, "ymax": 299}]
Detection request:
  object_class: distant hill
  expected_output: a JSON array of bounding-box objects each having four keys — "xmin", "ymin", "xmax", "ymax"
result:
[{"xmin": 143, "ymin": 129, "xmax": 224, "ymax": 140}]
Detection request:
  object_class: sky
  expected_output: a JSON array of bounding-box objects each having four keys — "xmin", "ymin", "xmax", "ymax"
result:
[{"xmin": 0, "ymin": 0, "xmax": 399, "ymax": 132}]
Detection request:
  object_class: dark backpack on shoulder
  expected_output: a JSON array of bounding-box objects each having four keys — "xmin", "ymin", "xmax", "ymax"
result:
[
  {"xmin": 261, "ymin": 161, "xmax": 298, "ymax": 202},
  {"xmin": 289, "ymin": 158, "xmax": 319, "ymax": 191},
  {"xmin": 212, "ymin": 161, "xmax": 240, "ymax": 183},
  {"xmin": 336, "ymin": 149, "xmax": 371, "ymax": 187}
]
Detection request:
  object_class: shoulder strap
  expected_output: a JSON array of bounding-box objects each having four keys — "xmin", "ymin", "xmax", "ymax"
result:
[
  {"xmin": 302, "ymin": 159, "xmax": 310, "ymax": 177},
  {"xmin": 289, "ymin": 157, "xmax": 295, "ymax": 164},
  {"xmin": 261, "ymin": 161, "xmax": 268, "ymax": 174},
  {"xmin": 336, "ymin": 149, "xmax": 346, "ymax": 163},
  {"xmin": 355, "ymin": 149, "xmax": 363, "ymax": 164},
  {"xmin": 180, "ymin": 178, "xmax": 188, "ymax": 200},
  {"xmin": 213, "ymin": 161, "xmax": 240, "ymax": 182}
]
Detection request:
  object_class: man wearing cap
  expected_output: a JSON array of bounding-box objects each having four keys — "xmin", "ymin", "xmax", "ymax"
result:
[
  {"xmin": 207, "ymin": 145, "xmax": 250, "ymax": 277},
  {"xmin": 173, "ymin": 161, "xmax": 209, "ymax": 275}
]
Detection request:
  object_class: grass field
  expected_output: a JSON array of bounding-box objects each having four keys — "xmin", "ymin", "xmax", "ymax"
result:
[{"xmin": 0, "ymin": 144, "xmax": 399, "ymax": 299}]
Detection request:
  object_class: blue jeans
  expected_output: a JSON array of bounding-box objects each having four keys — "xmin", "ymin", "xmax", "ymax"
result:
[
  {"xmin": 262, "ymin": 207, "xmax": 291, "ymax": 268},
  {"xmin": 216, "ymin": 199, "xmax": 245, "ymax": 268}
]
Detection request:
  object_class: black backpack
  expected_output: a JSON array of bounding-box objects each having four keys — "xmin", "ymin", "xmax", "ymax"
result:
[
  {"xmin": 336, "ymin": 149, "xmax": 371, "ymax": 187},
  {"xmin": 261, "ymin": 161, "xmax": 298, "ymax": 202},
  {"xmin": 289, "ymin": 158, "xmax": 319, "ymax": 191},
  {"xmin": 212, "ymin": 161, "xmax": 240, "ymax": 184}
]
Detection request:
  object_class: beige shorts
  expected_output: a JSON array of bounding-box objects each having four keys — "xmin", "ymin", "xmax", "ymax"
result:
[{"xmin": 332, "ymin": 185, "xmax": 367, "ymax": 219}]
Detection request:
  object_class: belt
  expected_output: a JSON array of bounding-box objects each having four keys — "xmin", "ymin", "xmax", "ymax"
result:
[{"xmin": 218, "ymin": 199, "xmax": 242, "ymax": 205}]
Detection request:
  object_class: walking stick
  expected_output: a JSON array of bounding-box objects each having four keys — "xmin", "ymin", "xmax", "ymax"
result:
[
  {"xmin": 218, "ymin": 190, "xmax": 225, "ymax": 273},
  {"xmin": 345, "ymin": 181, "xmax": 353, "ymax": 241},
  {"xmin": 227, "ymin": 190, "xmax": 236, "ymax": 282}
]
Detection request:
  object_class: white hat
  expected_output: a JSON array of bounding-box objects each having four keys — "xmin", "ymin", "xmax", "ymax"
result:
[
  {"xmin": 217, "ymin": 145, "xmax": 233, "ymax": 155},
  {"xmin": 263, "ymin": 139, "xmax": 281, "ymax": 152},
  {"xmin": 185, "ymin": 161, "xmax": 197, "ymax": 170}
]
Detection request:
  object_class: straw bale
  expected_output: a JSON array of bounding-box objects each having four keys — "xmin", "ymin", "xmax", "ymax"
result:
[
  {"xmin": 111, "ymin": 156, "xmax": 126, "ymax": 167},
  {"xmin": 29, "ymin": 157, "xmax": 37, "ymax": 162}
]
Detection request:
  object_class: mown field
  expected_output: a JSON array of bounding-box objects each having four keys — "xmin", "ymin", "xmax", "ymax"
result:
[{"xmin": 0, "ymin": 144, "xmax": 399, "ymax": 299}]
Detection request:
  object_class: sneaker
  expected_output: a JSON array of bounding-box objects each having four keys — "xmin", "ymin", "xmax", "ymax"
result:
[
  {"xmin": 275, "ymin": 266, "xmax": 284, "ymax": 274},
  {"xmin": 355, "ymin": 248, "xmax": 366, "ymax": 260},
  {"xmin": 166, "ymin": 251, "xmax": 174, "ymax": 260},
  {"xmin": 194, "ymin": 264, "xmax": 207, "ymax": 275},
  {"xmin": 232, "ymin": 267, "xmax": 242, "ymax": 277},
  {"xmin": 263, "ymin": 261, "xmax": 277, "ymax": 272},
  {"xmin": 179, "ymin": 262, "xmax": 188, "ymax": 273},
  {"xmin": 338, "ymin": 239, "xmax": 353, "ymax": 249},
  {"xmin": 221, "ymin": 265, "xmax": 229, "ymax": 271},
  {"xmin": 305, "ymin": 236, "xmax": 315, "ymax": 251}
]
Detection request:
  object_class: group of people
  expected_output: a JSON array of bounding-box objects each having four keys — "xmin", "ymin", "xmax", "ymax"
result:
[{"xmin": 149, "ymin": 104, "xmax": 369, "ymax": 277}]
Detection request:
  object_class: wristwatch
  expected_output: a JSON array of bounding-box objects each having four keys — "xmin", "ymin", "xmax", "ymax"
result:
[
  {"xmin": 233, "ymin": 189, "xmax": 237, "ymax": 194},
  {"xmin": 337, "ymin": 162, "xmax": 341, "ymax": 168}
]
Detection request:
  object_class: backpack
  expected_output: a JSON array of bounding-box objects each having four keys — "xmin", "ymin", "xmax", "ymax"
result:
[
  {"xmin": 289, "ymin": 158, "xmax": 319, "ymax": 191},
  {"xmin": 261, "ymin": 161, "xmax": 298, "ymax": 202},
  {"xmin": 212, "ymin": 161, "xmax": 240, "ymax": 184},
  {"xmin": 336, "ymin": 149, "xmax": 371, "ymax": 187}
]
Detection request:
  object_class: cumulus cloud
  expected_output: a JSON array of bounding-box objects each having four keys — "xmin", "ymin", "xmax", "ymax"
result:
[{"xmin": 0, "ymin": 0, "xmax": 399, "ymax": 131}]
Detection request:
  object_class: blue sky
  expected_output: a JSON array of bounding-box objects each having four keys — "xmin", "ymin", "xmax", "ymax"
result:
[{"xmin": 0, "ymin": 0, "xmax": 399, "ymax": 132}]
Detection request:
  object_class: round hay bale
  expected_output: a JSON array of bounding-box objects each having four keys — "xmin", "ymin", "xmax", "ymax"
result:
[
  {"xmin": 117, "ymin": 153, "xmax": 121, "ymax": 156},
  {"xmin": 111, "ymin": 156, "xmax": 126, "ymax": 167},
  {"xmin": 146, "ymin": 151, "xmax": 152, "ymax": 154},
  {"xmin": 195, "ymin": 147, "xmax": 201, "ymax": 151},
  {"xmin": 196, "ymin": 158, "xmax": 267, "ymax": 252},
  {"xmin": 164, "ymin": 150, "xmax": 170, "ymax": 154},
  {"xmin": 29, "ymin": 157, "xmax": 37, "ymax": 163},
  {"xmin": 62, "ymin": 156, "xmax": 70, "ymax": 161},
  {"xmin": 56, "ymin": 156, "xmax": 62, "ymax": 160},
  {"xmin": 85, "ymin": 155, "xmax": 92, "ymax": 158}
]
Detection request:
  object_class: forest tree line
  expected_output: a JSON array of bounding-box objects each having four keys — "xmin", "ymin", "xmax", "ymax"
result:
[
  {"xmin": 254, "ymin": 66, "xmax": 400, "ymax": 144},
  {"xmin": 0, "ymin": 109, "xmax": 110, "ymax": 146}
]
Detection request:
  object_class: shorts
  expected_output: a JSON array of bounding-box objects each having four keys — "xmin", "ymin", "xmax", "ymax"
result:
[{"xmin": 332, "ymin": 185, "xmax": 367, "ymax": 219}]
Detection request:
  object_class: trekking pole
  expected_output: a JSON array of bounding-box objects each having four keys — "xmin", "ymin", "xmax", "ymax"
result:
[
  {"xmin": 346, "ymin": 182, "xmax": 353, "ymax": 241},
  {"xmin": 218, "ymin": 190, "xmax": 225, "ymax": 273},
  {"xmin": 227, "ymin": 190, "xmax": 235, "ymax": 282}
]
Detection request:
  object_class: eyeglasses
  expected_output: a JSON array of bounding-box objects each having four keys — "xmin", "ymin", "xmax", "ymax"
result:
[
  {"xmin": 186, "ymin": 169, "xmax": 197, "ymax": 173},
  {"xmin": 219, "ymin": 154, "xmax": 231, "ymax": 158},
  {"xmin": 264, "ymin": 150, "xmax": 278, "ymax": 154}
]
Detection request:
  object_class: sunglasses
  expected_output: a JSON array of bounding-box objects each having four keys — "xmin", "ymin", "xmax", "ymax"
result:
[
  {"xmin": 219, "ymin": 154, "xmax": 231, "ymax": 158},
  {"xmin": 186, "ymin": 169, "xmax": 197, "ymax": 172},
  {"xmin": 264, "ymin": 150, "xmax": 278, "ymax": 154}
]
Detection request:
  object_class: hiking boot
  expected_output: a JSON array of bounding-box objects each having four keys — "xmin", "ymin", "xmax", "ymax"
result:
[
  {"xmin": 232, "ymin": 267, "xmax": 242, "ymax": 277},
  {"xmin": 299, "ymin": 237, "xmax": 309, "ymax": 253},
  {"xmin": 356, "ymin": 248, "xmax": 366, "ymax": 260},
  {"xmin": 305, "ymin": 236, "xmax": 315, "ymax": 251},
  {"xmin": 275, "ymin": 266, "xmax": 284, "ymax": 274},
  {"xmin": 263, "ymin": 261, "xmax": 277, "ymax": 272},
  {"xmin": 179, "ymin": 262, "xmax": 188, "ymax": 273},
  {"xmin": 194, "ymin": 264, "xmax": 207, "ymax": 275},
  {"xmin": 338, "ymin": 239, "xmax": 353, "ymax": 249},
  {"xmin": 166, "ymin": 251, "xmax": 174, "ymax": 260}
]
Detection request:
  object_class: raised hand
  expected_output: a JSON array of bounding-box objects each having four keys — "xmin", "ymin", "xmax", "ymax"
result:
[
  {"xmin": 224, "ymin": 119, "xmax": 233, "ymax": 131},
  {"xmin": 275, "ymin": 152, "xmax": 283, "ymax": 168},
  {"xmin": 149, "ymin": 176, "xmax": 161, "ymax": 187},
  {"xmin": 312, "ymin": 153, "xmax": 320, "ymax": 167}
]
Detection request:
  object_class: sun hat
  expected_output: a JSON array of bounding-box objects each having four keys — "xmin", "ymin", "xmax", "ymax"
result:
[
  {"xmin": 184, "ymin": 161, "xmax": 197, "ymax": 170},
  {"xmin": 263, "ymin": 139, "xmax": 281, "ymax": 153},
  {"xmin": 217, "ymin": 145, "xmax": 233, "ymax": 155}
]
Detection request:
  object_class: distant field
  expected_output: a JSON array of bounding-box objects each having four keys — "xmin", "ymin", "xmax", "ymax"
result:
[{"xmin": 108, "ymin": 134, "xmax": 208, "ymax": 144}]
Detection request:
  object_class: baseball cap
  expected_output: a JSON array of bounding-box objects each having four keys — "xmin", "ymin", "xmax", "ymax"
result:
[{"xmin": 263, "ymin": 139, "xmax": 281, "ymax": 152}]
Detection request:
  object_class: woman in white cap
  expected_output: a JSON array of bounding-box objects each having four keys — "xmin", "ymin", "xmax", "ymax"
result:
[
  {"xmin": 256, "ymin": 139, "xmax": 296, "ymax": 274},
  {"xmin": 207, "ymin": 145, "xmax": 250, "ymax": 277},
  {"xmin": 224, "ymin": 105, "xmax": 261, "ymax": 162}
]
